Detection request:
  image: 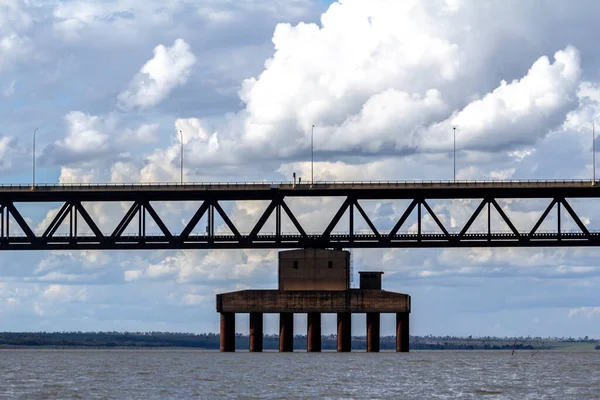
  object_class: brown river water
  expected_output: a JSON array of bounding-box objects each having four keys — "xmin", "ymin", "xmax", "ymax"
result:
[{"xmin": 0, "ymin": 349, "xmax": 598, "ymax": 399}]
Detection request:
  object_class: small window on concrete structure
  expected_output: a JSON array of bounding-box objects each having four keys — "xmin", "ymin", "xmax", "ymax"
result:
[
  {"xmin": 328, "ymin": 261, "xmax": 333, "ymax": 269},
  {"xmin": 293, "ymin": 261, "xmax": 298, "ymax": 269}
]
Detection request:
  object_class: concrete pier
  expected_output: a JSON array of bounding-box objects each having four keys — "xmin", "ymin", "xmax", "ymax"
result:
[
  {"xmin": 307, "ymin": 312, "xmax": 321, "ymax": 352},
  {"xmin": 396, "ymin": 312, "xmax": 410, "ymax": 352},
  {"xmin": 337, "ymin": 312, "xmax": 352, "ymax": 352},
  {"xmin": 249, "ymin": 312, "xmax": 263, "ymax": 352},
  {"xmin": 279, "ymin": 312, "xmax": 294, "ymax": 352},
  {"xmin": 216, "ymin": 249, "xmax": 411, "ymax": 353},
  {"xmin": 220, "ymin": 312, "xmax": 235, "ymax": 352},
  {"xmin": 366, "ymin": 312, "xmax": 380, "ymax": 352}
]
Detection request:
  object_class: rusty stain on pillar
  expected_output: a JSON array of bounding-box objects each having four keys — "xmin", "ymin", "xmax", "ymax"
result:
[
  {"xmin": 220, "ymin": 312, "xmax": 235, "ymax": 352},
  {"xmin": 249, "ymin": 312, "xmax": 263, "ymax": 352},
  {"xmin": 366, "ymin": 312, "xmax": 380, "ymax": 352},
  {"xmin": 279, "ymin": 312, "xmax": 294, "ymax": 352},
  {"xmin": 396, "ymin": 312, "xmax": 410, "ymax": 353},
  {"xmin": 307, "ymin": 312, "xmax": 321, "ymax": 352},
  {"xmin": 337, "ymin": 312, "xmax": 351, "ymax": 352}
]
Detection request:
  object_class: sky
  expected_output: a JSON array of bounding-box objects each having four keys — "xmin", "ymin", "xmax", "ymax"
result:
[{"xmin": 1, "ymin": 0, "xmax": 600, "ymax": 338}]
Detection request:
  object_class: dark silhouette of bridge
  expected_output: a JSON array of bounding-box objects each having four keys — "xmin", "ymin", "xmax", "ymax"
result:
[{"xmin": 0, "ymin": 180, "xmax": 598, "ymax": 250}]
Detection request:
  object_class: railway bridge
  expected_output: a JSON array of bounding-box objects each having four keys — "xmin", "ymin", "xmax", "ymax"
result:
[{"xmin": 0, "ymin": 179, "xmax": 597, "ymax": 250}]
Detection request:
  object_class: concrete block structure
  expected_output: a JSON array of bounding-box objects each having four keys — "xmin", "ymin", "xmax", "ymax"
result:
[{"xmin": 216, "ymin": 249, "xmax": 411, "ymax": 352}]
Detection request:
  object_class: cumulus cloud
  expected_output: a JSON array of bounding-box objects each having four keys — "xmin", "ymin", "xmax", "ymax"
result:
[
  {"xmin": 45, "ymin": 111, "xmax": 113, "ymax": 165},
  {"xmin": 0, "ymin": 136, "xmax": 24, "ymax": 173},
  {"xmin": 569, "ymin": 307, "xmax": 600, "ymax": 319},
  {"xmin": 42, "ymin": 284, "xmax": 88, "ymax": 303},
  {"xmin": 117, "ymin": 123, "xmax": 160, "ymax": 145},
  {"xmin": 118, "ymin": 39, "xmax": 197, "ymax": 110},
  {"xmin": 422, "ymin": 46, "xmax": 581, "ymax": 152},
  {"xmin": 0, "ymin": 0, "xmax": 32, "ymax": 70}
]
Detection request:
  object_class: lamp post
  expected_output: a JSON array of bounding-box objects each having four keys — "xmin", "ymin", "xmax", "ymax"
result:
[
  {"xmin": 593, "ymin": 122, "xmax": 596, "ymax": 183},
  {"xmin": 453, "ymin": 127, "xmax": 456, "ymax": 182},
  {"xmin": 32, "ymin": 128, "xmax": 38, "ymax": 187},
  {"xmin": 311, "ymin": 124, "xmax": 314, "ymax": 185},
  {"xmin": 179, "ymin": 130, "xmax": 184, "ymax": 184}
]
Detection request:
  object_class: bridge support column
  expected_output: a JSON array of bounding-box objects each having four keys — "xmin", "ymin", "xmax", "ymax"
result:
[
  {"xmin": 366, "ymin": 312, "xmax": 380, "ymax": 352},
  {"xmin": 337, "ymin": 312, "xmax": 351, "ymax": 352},
  {"xmin": 279, "ymin": 312, "xmax": 294, "ymax": 352},
  {"xmin": 396, "ymin": 312, "xmax": 409, "ymax": 353},
  {"xmin": 249, "ymin": 312, "xmax": 263, "ymax": 352},
  {"xmin": 307, "ymin": 312, "xmax": 321, "ymax": 352},
  {"xmin": 220, "ymin": 312, "xmax": 235, "ymax": 352}
]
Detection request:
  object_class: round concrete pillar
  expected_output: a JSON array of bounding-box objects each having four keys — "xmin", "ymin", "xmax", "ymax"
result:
[
  {"xmin": 337, "ymin": 312, "xmax": 352, "ymax": 352},
  {"xmin": 307, "ymin": 312, "xmax": 321, "ymax": 352},
  {"xmin": 249, "ymin": 312, "xmax": 263, "ymax": 352},
  {"xmin": 366, "ymin": 312, "xmax": 380, "ymax": 352},
  {"xmin": 396, "ymin": 312, "xmax": 410, "ymax": 353},
  {"xmin": 279, "ymin": 312, "xmax": 294, "ymax": 352},
  {"xmin": 220, "ymin": 312, "xmax": 235, "ymax": 352}
]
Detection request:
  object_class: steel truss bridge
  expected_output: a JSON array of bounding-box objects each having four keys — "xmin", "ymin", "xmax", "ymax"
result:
[{"xmin": 0, "ymin": 180, "xmax": 599, "ymax": 250}]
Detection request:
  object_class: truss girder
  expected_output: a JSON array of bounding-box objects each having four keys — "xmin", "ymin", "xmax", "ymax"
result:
[{"xmin": 0, "ymin": 193, "xmax": 596, "ymax": 250}]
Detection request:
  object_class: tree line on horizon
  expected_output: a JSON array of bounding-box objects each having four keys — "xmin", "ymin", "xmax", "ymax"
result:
[{"xmin": 0, "ymin": 332, "xmax": 598, "ymax": 350}]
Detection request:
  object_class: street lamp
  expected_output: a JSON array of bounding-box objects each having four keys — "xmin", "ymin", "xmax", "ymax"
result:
[
  {"xmin": 453, "ymin": 127, "xmax": 456, "ymax": 182},
  {"xmin": 179, "ymin": 130, "xmax": 184, "ymax": 184},
  {"xmin": 32, "ymin": 128, "xmax": 38, "ymax": 187},
  {"xmin": 593, "ymin": 122, "xmax": 596, "ymax": 183},
  {"xmin": 311, "ymin": 124, "xmax": 315, "ymax": 185}
]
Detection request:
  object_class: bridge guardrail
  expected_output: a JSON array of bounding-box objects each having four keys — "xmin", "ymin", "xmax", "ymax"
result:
[{"xmin": 0, "ymin": 178, "xmax": 597, "ymax": 189}]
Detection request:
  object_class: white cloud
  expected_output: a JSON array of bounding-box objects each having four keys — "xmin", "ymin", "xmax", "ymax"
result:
[
  {"xmin": 118, "ymin": 123, "xmax": 160, "ymax": 145},
  {"xmin": 427, "ymin": 46, "xmax": 581, "ymax": 152},
  {"xmin": 235, "ymin": 0, "xmax": 460, "ymax": 155},
  {"xmin": 118, "ymin": 39, "xmax": 197, "ymax": 110},
  {"xmin": 42, "ymin": 284, "xmax": 88, "ymax": 303},
  {"xmin": 124, "ymin": 270, "xmax": 143, "ymax": 282},
  {"xmin": 0, "ymin": 0, "xmax": 32, "ymax": 70},
  {"xmin": 568, "ymin": 307, "xmax": 600, "ymax": 319},
  {"xmin": 51, "ymin": 111, "xmax": 112, "ymax": 161},
  {"xmin": 181, "ymin": 293, "xmax": 206, "ymax": 305}
]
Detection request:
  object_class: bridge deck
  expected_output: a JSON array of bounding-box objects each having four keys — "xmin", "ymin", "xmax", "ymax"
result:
[{"xmin": 0, "ymin": 180, "xmax": 598, "ymax": 201}]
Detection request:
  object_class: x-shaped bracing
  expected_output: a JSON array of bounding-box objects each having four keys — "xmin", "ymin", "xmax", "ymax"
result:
[{"xmin": 0, "ymin": 196, "xmax": 594, "ymax": 249}]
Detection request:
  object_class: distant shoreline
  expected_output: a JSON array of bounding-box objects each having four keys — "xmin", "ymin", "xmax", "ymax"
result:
[{"xmin": 0, "ymin": 332, "xmax": 598, "ymax": 351}]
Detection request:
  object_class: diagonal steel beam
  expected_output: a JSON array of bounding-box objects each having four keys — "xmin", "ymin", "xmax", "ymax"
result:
[
  {"xmin": 110, "ymin": 202, "xmax": 141, "ymax": 240},
  {"xmin": 354, "ymin": 200, "xmax": 380, "ymax": 238},
  {"xmin": 323, "ymin": 198, "xmax": 352, "ymax": 237},
  {"xmin": 422, "ymin": 200, "xmax": 449, "ymax": 237},
  {"xmin": 42, "ymin": 202, "xmax": 71, "ymax": 239},
  {"xmin": 249, "ymin": 200, "xmax": 277, "ymax": 238},
  {"xmin": 529, "ymin": 199, "xmax": 556, "ymax": 236},
  {"xmin": 280, "ymin": 199, "xmax": 308, "ymax": 238},
  {"xmin": 389, "ymin": 199, "xmax": 418, "ymax": 237},
  {"xmin": 74, "ymin": 202, "xmax": 105, "ymax": 240},
  {"xmin": 143, "ymin": 201, "xmax": 173, "ymax": 238},
  {"xmin": 6, "ymin": 203, "xmax": 36, "ymax": 241},
  {"xmin": 180, "ymin": 202, "xmax": 210, "ymax": 239},
  {"xmin": 560, "ymin": 198, "xmax": 590, "ymax": 237},
  {"xmin": 490, "ymin": 199, "xmax": 520, "ymax": 237},
  {"xmin": 459, "ymin": 199, "xmax": 488, "ymax": 237},
  {"xmin": 212, "ymin": 201, "xmax": 241, "ymax": 238}
]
